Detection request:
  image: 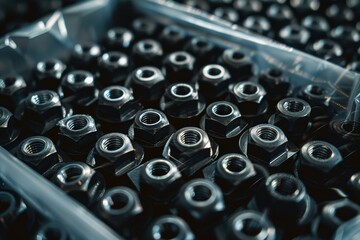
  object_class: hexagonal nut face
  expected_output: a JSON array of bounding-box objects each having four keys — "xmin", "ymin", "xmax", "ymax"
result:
[
  {"xmin": 73, "ymin": 43, "xmax": 102, "ymax": 62},
  {"xmin": 219, "ymin": 49, "xmax": 253, "ymax": 76},
  {"xmin": 299, "ymin": 84, "xmax": 329, "ymax": 106},
  {"xmin": 215, "ymin": 153, "xmax": 256, "ymax": 186},
  {"xmin": 0, "ymin": 75, "xmax": 27, "ymax": 96},
  {"xmin": 198, "ymin": 64, "xmax": 231, "ymax": 98},
  {"xmin": 300, "ymin": 141, "xmax": 342, "ymax": 182},
  {"xmin": 165, "ymin": 51, "xmax": 195, "ymax": 71},
  {"xmin": 148, "ymin": 216, "xmax": 195, "ymax": 240},
  {"xmin": 133, "ymin": 39, "xmax": 163, "ymax": 61},
  {"xmin": 36, "ymin": 59, "xmax": 66, "ymax": 80},
  {"xmin": 247, "ymin": 124, "xmax": 288, "ymax": 163},
  {"xmin": 0, "ymin": 107, "xmax": 16, "ymax": 144},
  {"xmin": 202, "ymin": 101, "xmax": 243, "ymax": 138},
  {"xmin": 259, "ymin": 68, "xmax": 290, "ymax": 93},
  {"xmin": 130, "ymin": 109, "xmax": 173, "ymax": 146},
  {"xmin": 96, "ymin": 86, "xmax": 142, "ymax": 122},
  {"xmin": 58, "ymin": 114, "xmax": 97, "ymax": 143},
  {"xmin": 60, "ymin": 70, "xmax": 95, "ymax": 96},
  {"xmin": 130, "ymin": 66, "xmax": 166, "ymax": 100},
  {"xmin": 176, "ymin": 179, "xmax": 225, "ymax": 221},
  {"xmin": 140, "ymin": 159, "xmax": 182, "ymax": 193},
  {"xmin": 96, "ymin": 187, "xmax": 143, "ymax": 229},
  {"xmin": 16, "ymin": 136, "xmax": 58, "ymax": 173},
  {"xmin": 53, "ymin": 162, "xmax": 105, "ymax": 206},
  {"xmin": 99, "ymin": 51, "xmax": 129, "ymax": 76}
]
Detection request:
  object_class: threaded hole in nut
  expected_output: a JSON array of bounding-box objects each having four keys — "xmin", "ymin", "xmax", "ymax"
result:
[
  {"xmin": 269, "ymin": 69, "xmax": 282, "ymax": 78},
  {"xmin": 158, "ymin": 222, "xmax": 180, "ymax": 240},
  {"xmin": 178, "ymin": 129, "xmax": 202, "ymax": 146},
  {"xmin": 0, "ymin": 77, "xmax": 16, "ymax": 88},
  {"xmin": 43, "ymin": 227, "xmax": 62, "ymax": 240},
  {"xmin": 212, "ymin": 103, "xmax": 233, "ymax": 117},
  {"xmin": 73, "ymin": 73, "xmax": 87, "ymax": 83},
  {"xmin": 283, "ymin": 100, "xmax": 305, "ymax": 112},
  {"xmin": 208, "ymin": 67, "xmax": 222, "ymax": 76},
  {"xmin": 61, "ymin": 165, "xmax": 83, "ymax": 183},
  {"xmin": 256, "ymin": 127, "xmax": 278, "ymax": 141},
  {"xmin": 341, "ymin": 121, "xmax": 360, "ymax": 134},
  {"xmin": 308, "ymin": 144, "xmax": 333, "ymax": 160},
  {"xmin": 232, "ymin": 51, "xmax": 245, "ymax": 60},
  {"xmin": 174, "ymin": 53, "xmax": 187, "ymax": 63},
  {"xmin": 31, "ymin": 92, "xmax": 53, "ymax": 105},
  {"xmin": 195, "ymin": 39, "xmax": 208, "ymax": 48},
  {"xmin": 140, "ymin": 111, "xmax": 161, "ymax": 126},
  {"xmin": 271, "ymin": 177, "xmax": 300, "ymax": 197},
  {"xmin": 102, "ymin": 136, "xmax": 124, "ymax": 151},
  {"xmin": 335, "ymin": 205, "xmax": 358, "ymax": 222},
  {"xmin": 108, "ymin": 192, "xmax": 129, "ymax": 210},
  {"xmin": 240, "ymin": 219, "xmax": 263, "ymax": 237},
  {"xmin": 224, "ymin": 157, "xmax": 246, "ymax": 174},
  {"xmin": 143, "ymin": 42, "xmax": 154, "ymax": 51},
  {"xmin": 240, "ymin": 84, "xmax": 258, "ymax": 95},
  {"xmin": 44, "ymin": 61, "xmax": 57, "ymax": 71},
  {"xmin": 171, "ymin": 84, "xmax": 192, "ymax": 98},
  {"xmin": 190, "ymin": 184, "xmax": 213, "ymax": 202},
  {"xmin": 104, "ymin": 88, "xmax": 124, "ymax": 100},
  {"xmin": 149, "ymin": 161, "xmax": 171, "ymax": 177},
  {"xmin": 66, "ymin": 117, "xmax": 88, "ymax": 131},
  {"xmin": 0, "ymin": 198, "xmax": 11, "ymax": 214},
  {"xmin": 108, "ymin": 54, "xmax": 120, "ymax": 63},
  {"xmin": 139, "ymin": 69, "xmax": 155, "ymax": 79},
  {"xmin": 23, "ymin": 140, "xmax": 46, "ymax": 155},
  {"xmin": 307, "ymin": 85, "xmax": 325, "ymax": 96}
]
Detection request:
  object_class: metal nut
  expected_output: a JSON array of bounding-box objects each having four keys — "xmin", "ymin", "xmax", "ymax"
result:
[
  {"xmin": 214, "ymin": 7, "xmax": 239, "ymax": 22},
  {"xmin": 35, "ymin": 223, "xmax": 69, "ymax": 240},
  {"xmin": 0, "ymin": 107, "xmax": 19, "ymax": 146},
  {"xmin": 132, "ymin": 39, "xmax": 163, "ymax": 67},
  {"xmin": 98, "ymin": 51, "xmax": 130, "ymax": 86},
  {"xmin": 163, "ymin": 127, "xmax": 219, "ymax": 176},
  {"xmin": 159, "ymin": 25, "xmax": 187, "ymax": 52},
  {"xmin": 197, "ymin": 64, "xmax": 231, "ymax": 99},
  {"xmin": 163, "ymin": 51, "xmax": 195, "ymax": 84},
  {"xmin": 87, "ymin": 132, "xmax": 144, "ymax": 176},
  {"xmin": 17, "ymin": 136, "xmax": 60, "ymax": 173},
  {"xmin": 53, "ymin": 162, "xmax": 105, "ymax": 206},
  {"xmin": 35, "ymin": 59, "xmax": 66, "ymax": 90},
  {"xmin": 0, "ymin": 75, "xmax": 27, "ymax": 111},
  {"xmin": 106, "ymin": 27, "xmax": 135, "ymax": 51},
  {"xmin": 278, "ymin": 24, "xmax": 310, "ymax": 49},
  {"xmin": 258, "ymin": 68, "xmax": 290, "ymax": 103},
  {"xmin": 73, "ymin": 42, "xmax": 102, "ymax": 69},
  {"xmin": 218, "ymin": 49, "xmax": 253, "ymax": 79},
  {"xmin": 185, "ymin": 37, "xmax": 215, "ymax": 66},
  {"xmin": 132, "ymin": 18, "xmax": 157, "ymax": 38},
  {"xmin": 243, "ymin": 15, "xmax": 272, "ymax": 36}
]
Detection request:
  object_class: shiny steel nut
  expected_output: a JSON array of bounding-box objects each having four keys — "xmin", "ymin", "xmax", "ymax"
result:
[
  {"xmin": 185, "ymin": 37, "xmax": 215, "ymax": 65},
  {"xmin": 96, "ymin": 86, "xmax": 142, "ymax": 124},
  {"xmin": 266, "ymin": 4, "xmax": 294, "ymax": 29},
  {"xmin": 270, "ymin": 98, "xmax": 311, "ymax": 135},
  {"xmin": 132, "ymin": 39, "xmax": 163, "ymax": 67},
  {"xmin": 58, "ymin": 114, "xmax": 98, "ymax": 156},
  {"xmin": 159, "ymin": 25, "xmax": 187, "ymax": 51},
  {"xmin": 215, "ymin": 153, "xmax": 256, "ymax": 188},
  {"xmin": 35, "ymin": 223, "xmax": 68, "ymax": 240},
  {"xmin": 163, "ymin": 127, "xmax": 219, "ymax": 176},
  {"xmin": 35, "ymin": 59, "xmax": 66, "ymax": 89},
  {"xmin": 127, "ymin": 66, "xmax": 166, "ymax": 101},
  {"xmin": 214, "ymin": 7, "xmax": 239, "ymax": 22},
  {"xmin": 129, "ymin": 109, "xmax": 174, "ymax": 147},
  {"xmin": 73, "ymin": 42, "xmax": 102, "ymax": 67},
  {"xmin": 233, "ymin": 0, "xmax": 263, "ymax": 17},
  {"xmin": 17, "ymin": 136, "xmax": 60, "ymax": 173},
  {"xmin": 175, "ymin": 179, "xmax": 225, "ymax": 223},
  {"xmin": 330, "ymin": 26, "xmax": 360, "ymax": 50},
  {"xmin": 106, "ymin": 27, "xmax": 135, "ymax": 50},
  {"xmin": 164, "ymin": 51, "xmax": 195, "ymax": 84},
  {"xmin": 252, "ymin": 173, "xmax": 316, "ymax": 226},
  {"xmin": 307, "ymin": 39, "xmax": 344, "ymax": 64},
  {"xmin": 217, "ymin": 210, "xmax": 276, "ymax": 240},
  {"xmin": 289, "ymin": 0, "xmax": 320, "ymax": 16},
  {"xmin": 98, "ymin": 51, "xmax": 130, "ymax": 85},
  {"xmin": 22, "ymin": 90, "xmax": 64, "ymax": 134},
  {"xmin": 301, "ymin": 16, "xmax": 329, "ymax": 39},
  {"xmin": 147, "ymin": 215, "xmax": 195, "ymax": 240},
  {"xmin": 0, "ymin": 75, "xmax": 27, "ymax": 110},
  {"xmin": 140, "ymin": 159, "xmax": 182, "ymax": 201},
  {"xmin": 313, "ymin": 200, "xmax": 360, "ymax": 239},
  {"xmin": 96, "ymin": 187, "xmax": 143, "ymax": 237},
  {"xmin": 278, "ymin": 24, "xmax": 310, "ymax": 49},
  {"xmin": 239, "ymin": 124, "xmax": 296, "ymax": 167},
  {"xmin": 258, "ymin": 68, "xmax": 290, "ymax": 102},
  {"xmin": 298, "ymin": 83, "xmax": 329, "ymax": 107},
  {"xmin": 87, "ymin": 132, "xmax": 144, "ymax": 176},
  {"xmin": 53, "ymin": 162, "xmax": 105, "ymax": 206},
  {"xmin": 59, "ymin": 70, "xmax": 97, "ymax": 99},
  {"xmin": 200, "ymin": 101, "xmax": 245, "ymax": 139},
  {"xmin": 218, "ymin": 49, "xmax": 253, "ymax": 79},
  {"xmin": 299, "ymin": 140, "xmax": 343, "ymax": 183},
  {"xmin": 243, "ymin": 15, "xmax": 272, "ymax": 36},
  {"xmin": 160, "ymin": 83, "xmax": 206, "ymax": 119},
  {"xmin": 132, "ymin": 18, "xmax": 157, "ymax": 38},
  {"xmin": 0, "ymin": 107, "xmax": 18, "ymax": 146},
  {"xmin": 228, "ymin": 81, "xmax": 267, "ymax": 117},
  {"xmin": 198, "ymin": 64, "xmax": 231, "ymax": 99}
]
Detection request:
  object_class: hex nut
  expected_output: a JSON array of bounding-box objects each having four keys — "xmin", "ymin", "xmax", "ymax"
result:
[
  {"xmin": 258, "ymin": 68, "xmax": 290, "ymax": 102},
  {"xmin": 0, "ymin": 190, "xmax": 28, "ymax": 229},
  {"xmin": 87, "ymin": 132, "xmax": 144, "ymax": 176},
  {"xmin": 96, "ymin": 86, "xmax": 142, "ymax": 124},
  {"xmin": 227, "ymin": 81, "xmax": 267, "ymax": 117},
  {"xmin": 22, "ymin": 90, "xmax": 64, "ymax": 134},
  {"xmin": 53, "ymin": 162, "xmax": 105, "ymax": 206},
  {"xmin": 266, "ymin": 4, "xmax": 294, "ymax": 29},
  {"xmin": 16, "ymin": 136, "xmax": 60, "ymax": 173},
  {"xmin": 132, "ymin": 39, "xmax": 163, "ymax": 67},
  {"xmin": 129, "ymin": 109, "xmax": 175, "ymax": 147},
  {"xmin": 58, "ymin": 114, "xmax": 98, "ymax": 156},
  {"xmin": 147, "ymin": 215, "xmax": 195, "ymax": 240},
  {"xmin": 269, "ymin": 97, "xmax": 311, "ymax": 136},
  {"xmin": 132, "ymin": 18, "xmax": 157, "ymax": 38},
  {"xmin": 0, "ymin": 107, "xmax": 19, "ymax": 146},
  {"xmin": 298, "ymin": 83, "xmax": 329, "ymax": 107},
  {"xmin": 218, "ymin": 49, "xmax": 253, "ymax": 79},
  {"xmin": 243, "ymin": 15, "xmax": 272, "ymax": 36},
  {"xmin": 197, "ymin": 64, "xmax": 231, "ymax": 99},
  {"xmin": 217, "ymin": 210, "xmax": 276, "ymax": 240},
  {"xmin": 299, "ymin": 140, "xmax": 343, "ymax": 184},
  {"xmin": 163, "ymin": 127, "xmax": 219, "ymax": 176},
  {"xmin": 127, "ymin": 66, "xmax": 166, "ymax": 101},
  {"xmin": 0, "ymin": 75, "xmax": 27, "ymax": 110},
  {"xmin": 175, "ymin": 179, "xmax": 225, "ymax": 223},
  {"xmin": 35, "ymin": 223, "xmax": 69, "ymax": 240},
  {"xmin": 95, "ymin": 187, "xmax": 143, "ymax": 237},
  {"xmin": 160, "ymin": 83, "xmax": 206, "ymax": 119},
  {"xmin": 159, "ymin": 25, "xmax": 187, "ymax": 51},
  {"xmin": 200, "ymin": 101, "xmax": 245, "ymax": 139},
  {"xmin": 185, "ymin": 37, "xmax": 215, "ymax": 65},
  {"xmin": 214, "ymin": 7, "xmax": 239, "ymax": 22},
  {"xmin": 98, "ymin": 51, "xmax": 130, "ymax": 85},
  {"xmin": 139, "ymin": 159, "xmax": 182, "ymax": 201},
  {"xmin": 35, "ymin": 59, "xmax": 66, "ymax": 89},
  {"xmin": 106, "ymin": 27, "xmax": 135, "ymax": 51},
  {"xmin": 278, "ymin": 24, "xmax": 310, "ymax": 49},
  {"xmin": 73, "ymin": 42, "xmax": 102, "ymax": 67},
  {"xmin": 163, "ymin": 51, "xmax": 195, "ymax": 84}
]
